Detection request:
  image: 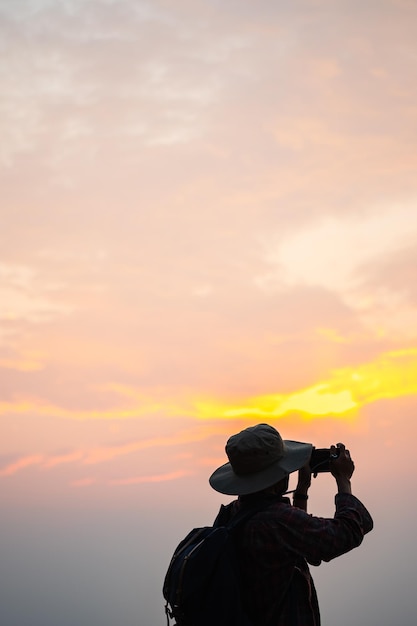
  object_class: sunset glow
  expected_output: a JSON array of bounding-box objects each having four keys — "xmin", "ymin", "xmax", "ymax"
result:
[{"xmin": 1, "ymin": 1, "xmax": 417, "ymax": 625}]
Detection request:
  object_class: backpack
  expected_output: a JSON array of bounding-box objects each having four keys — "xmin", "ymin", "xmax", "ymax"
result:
[{"xmin": 162, "ymin": 502, "xmax": 264, "ymax": 626}]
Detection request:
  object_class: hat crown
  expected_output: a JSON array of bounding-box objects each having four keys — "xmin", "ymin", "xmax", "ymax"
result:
[{"xmin": 226, "ymin": 424, "xmax": 285, "ymax": 476}]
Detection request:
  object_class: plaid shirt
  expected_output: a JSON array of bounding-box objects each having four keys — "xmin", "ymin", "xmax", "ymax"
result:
[{"xmin": 216, "ymin": 493, "xmax": 373, "ymax": 626}]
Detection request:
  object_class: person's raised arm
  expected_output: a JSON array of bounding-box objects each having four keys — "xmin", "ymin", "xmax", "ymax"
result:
[
  {"xmin": 330, "ymin": 442, "xmax": 354, "ymax": 495},
  {"xmin": 293, "ymin": 461, "xmax": 312, "ymax": 511}
]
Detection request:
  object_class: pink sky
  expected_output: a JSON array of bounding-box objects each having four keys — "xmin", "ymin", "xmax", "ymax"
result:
[{"xmin": 1, "ymin": 1, "xmax": 417, "ymax": 625}]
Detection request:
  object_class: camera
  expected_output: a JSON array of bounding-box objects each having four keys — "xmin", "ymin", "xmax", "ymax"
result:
[{"xmin": 310, "ymin": 447, "xmax": 340, "ymax": 474}]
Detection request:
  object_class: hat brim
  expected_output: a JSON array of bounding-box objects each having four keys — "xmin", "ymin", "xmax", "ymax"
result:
[{"xmin": 209, "ymin": 440, "xmax": 313, "ymax": 496}]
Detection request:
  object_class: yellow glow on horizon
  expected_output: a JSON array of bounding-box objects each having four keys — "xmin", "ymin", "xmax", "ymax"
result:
[
  {"xmin": 0, "ymin": 348, "xmax": 416, "ymax": 424},
  {"xmin": 1, "ymin": 349, "xmax": 416, "ymax": 481},
  {"xmin": 194, "ymin": 386, "xmax": 357, "ymax": 421},
  {"xmin": 194, "ymin": 348, "xmax": 417, "ymax": 421}
]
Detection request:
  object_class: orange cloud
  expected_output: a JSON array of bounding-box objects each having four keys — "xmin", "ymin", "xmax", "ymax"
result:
[
  {"xmin": 0, "ymin": 397, "xmax": 185, "ymax": 420},
  {"xmin": 44, "ymin": 451, "xmax": 84, "ymax": 468},
  {"xmin": 0, "ymin": 355, "xmax": 44, "ymax": 371},
  {"xmin": 82, "ymin": 426, "xmax": 220, "ymax": 465},
  {"xmin": 109, "ymin": 470, "xmax": 190, "ymax": 486},
  {"xmin": 0, "ymin": 425, "xmax": 224, "ymax": 479},
  {"xmin": 0, "ymin": 454, "xmax": 44, "ymax": 477}
]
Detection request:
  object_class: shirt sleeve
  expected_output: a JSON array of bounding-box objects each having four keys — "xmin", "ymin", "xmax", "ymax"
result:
[{"xmin": 270, "ymin": 493, "xmax": 374, "ymax": 566}]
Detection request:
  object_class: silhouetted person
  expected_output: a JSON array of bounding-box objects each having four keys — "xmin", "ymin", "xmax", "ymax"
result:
[{"xmin": 209, "ymin": 423, "xmax": 373, "ymax": 625}]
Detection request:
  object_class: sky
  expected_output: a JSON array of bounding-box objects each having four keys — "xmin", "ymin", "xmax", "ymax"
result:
[{"xmin": 1, "ymin": 0, "xmax": 417, "ymax": 624}]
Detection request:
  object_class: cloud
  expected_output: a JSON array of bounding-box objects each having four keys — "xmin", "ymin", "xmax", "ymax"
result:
[
  {"xmin": 258, "ymin": 204, "xmax": 417, "ymax": 293},
  {"xmin": 0, "ymin": 0, "xmax": 239, "ymax": 170},
  {"xmin": 108, "ymin": 469, "xmax": 190, "ymax": 485},
  {"xmin": 256, "ymin": 204, "xmax": 417, "ymax": 339},
  {"xmin": 358, "ymin": 242, "xmax": 417, "ymax": 304},
  {"xmin": 0, "ymin": 353, "xmax": 44, "ymax": 372},
  {"xmin": 44, "ymin": 450, "xmax": 84, "ymax": 468},
  {"xmin": 0, "ymin": 423, "xmax": 223, "ymax": 478},
  {"xmin": 0, "ymin": 263, "xmax": 74, "ymax": 340},
  {"xmin": 0, "ymin": 454, "xmax": 44, "ymax": 477}
]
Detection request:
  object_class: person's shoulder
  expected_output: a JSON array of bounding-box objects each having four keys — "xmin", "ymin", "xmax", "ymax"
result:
[{"xmin": 249, "ymin": 497, "xmax": 297, "ymax": 522}]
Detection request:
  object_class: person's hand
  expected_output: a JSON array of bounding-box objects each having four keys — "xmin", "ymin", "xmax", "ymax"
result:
[{"xmin": 330, "ymin": 443, "xmax": 354, "ymax": 494}]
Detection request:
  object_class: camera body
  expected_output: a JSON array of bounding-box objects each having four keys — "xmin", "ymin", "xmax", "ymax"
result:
[{"xmin": 310, "ymin": 447, "xmax": 340, "ymax": 473}]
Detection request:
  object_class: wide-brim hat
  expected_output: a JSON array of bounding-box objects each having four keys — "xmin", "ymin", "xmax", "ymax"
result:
[{"xmin": 209, "ymin": 423, "xmax": 312, "ymax": 496}]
